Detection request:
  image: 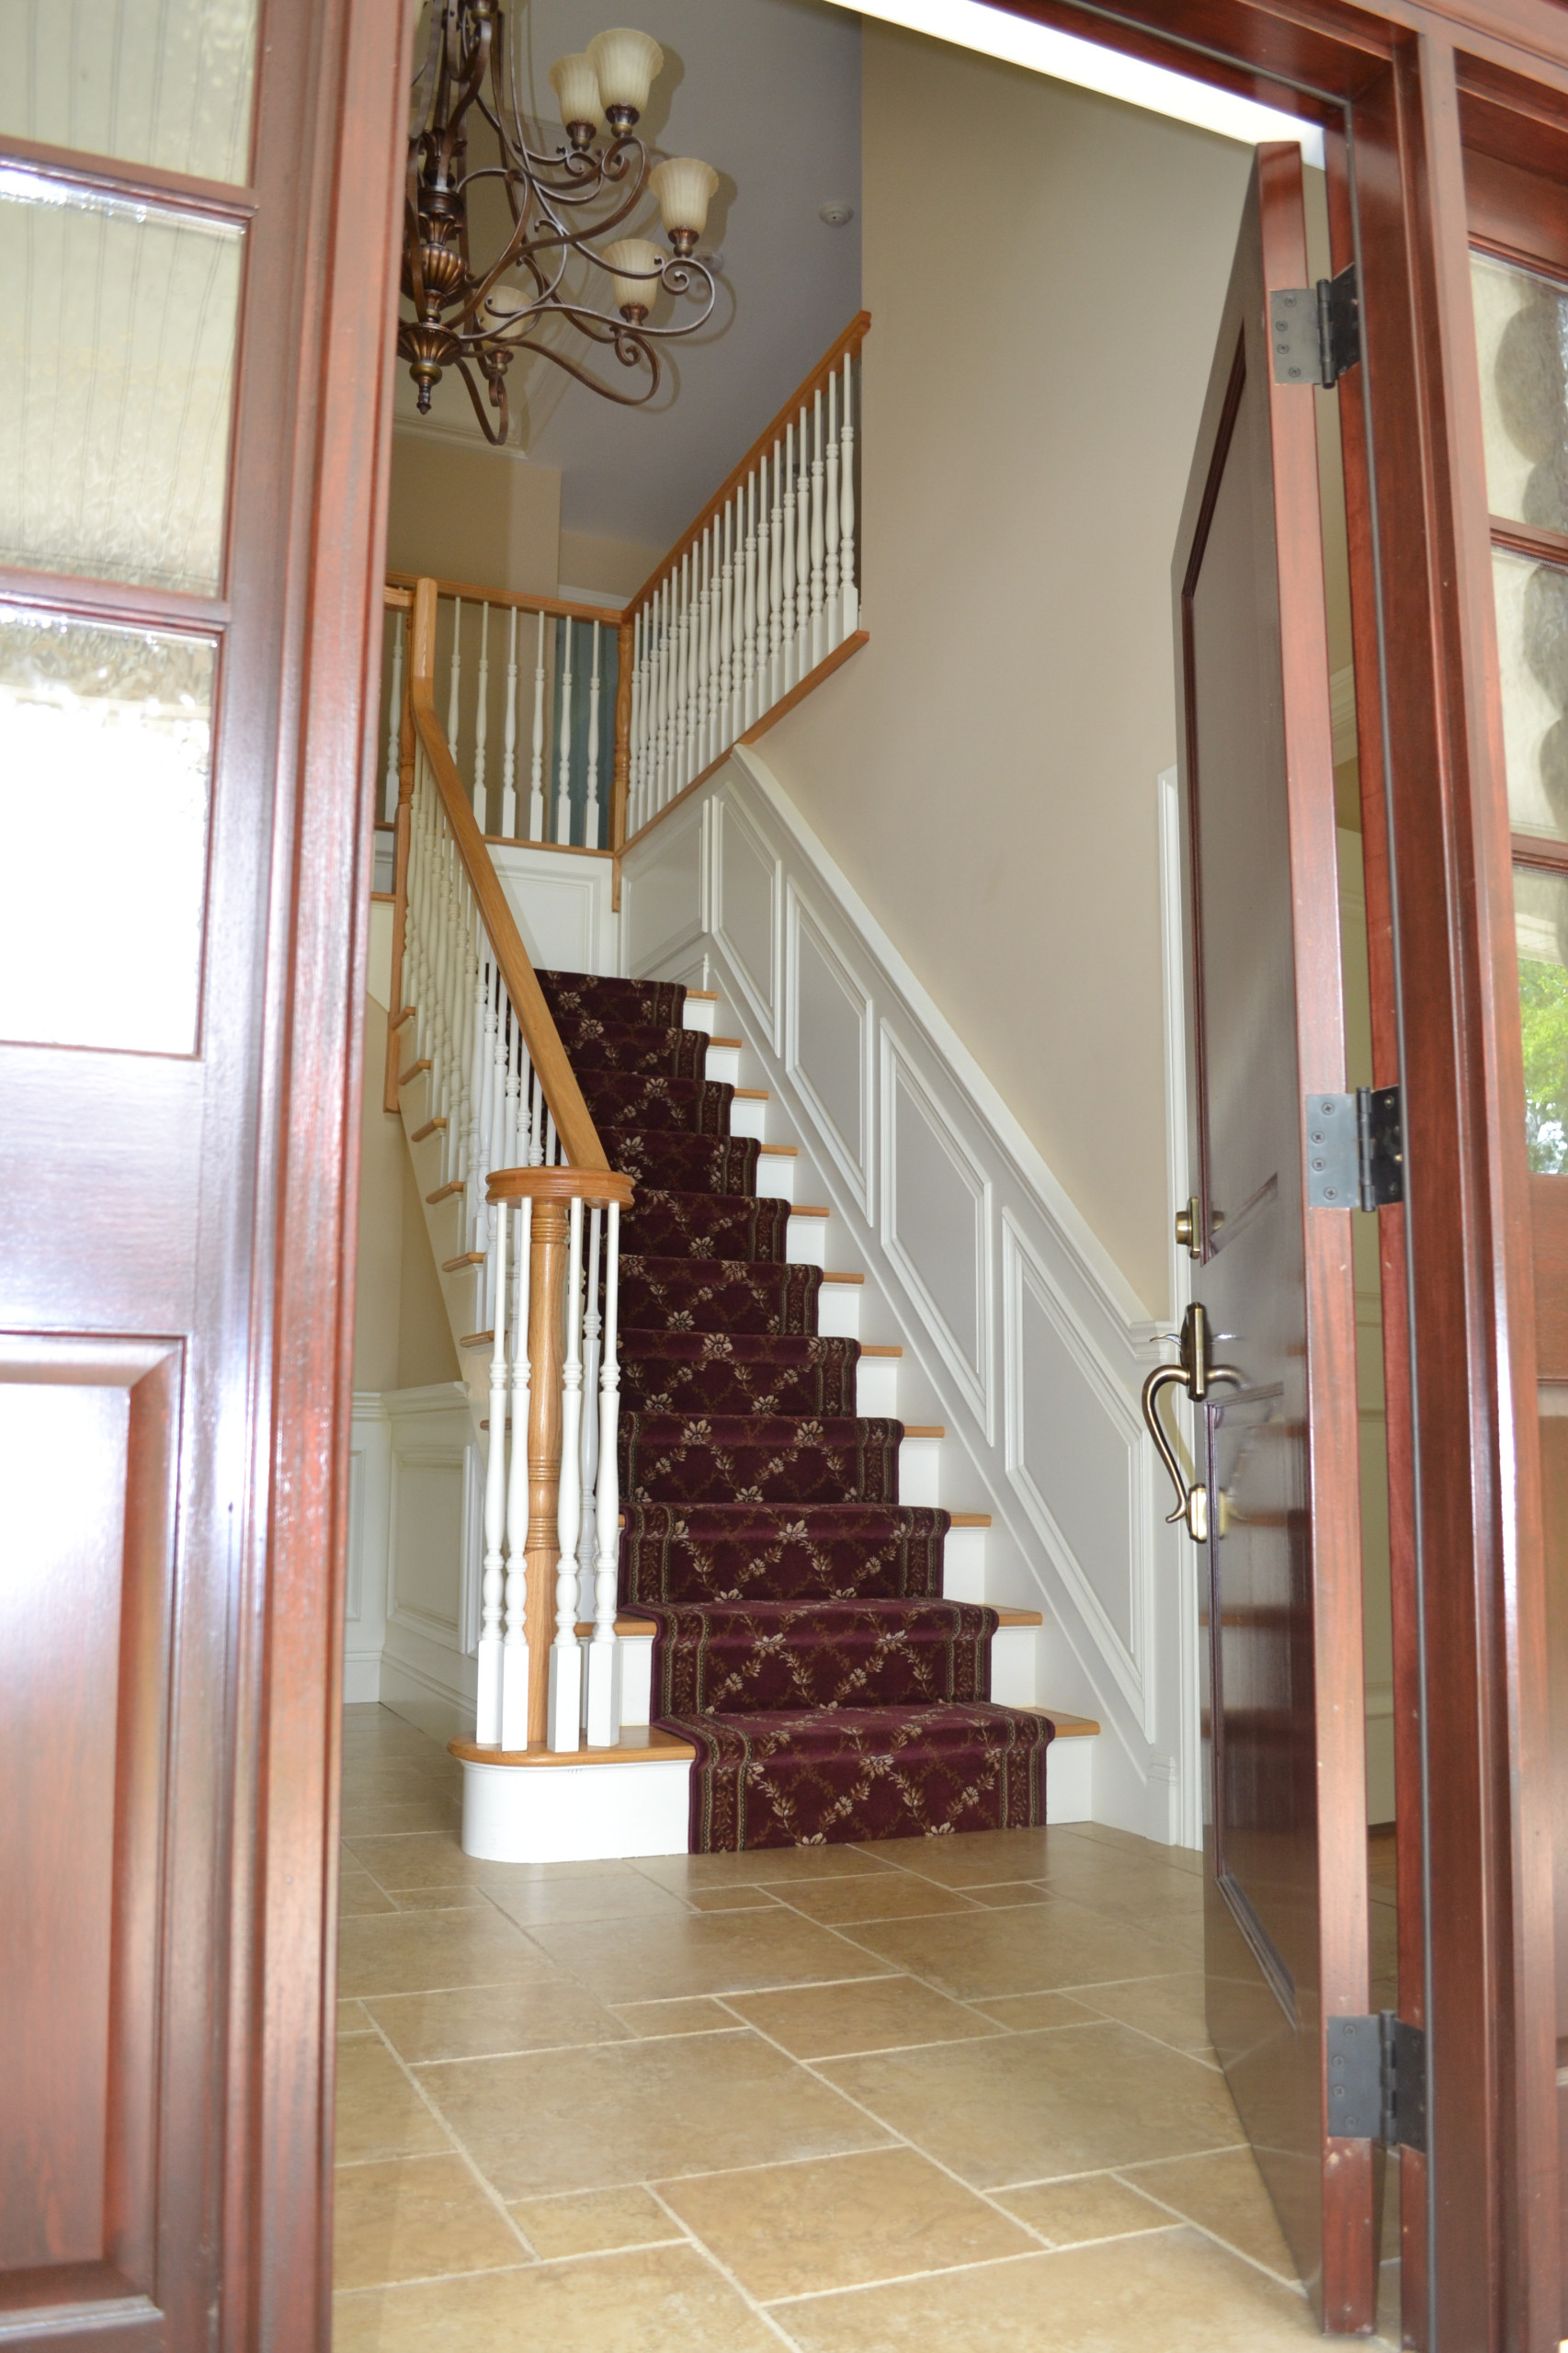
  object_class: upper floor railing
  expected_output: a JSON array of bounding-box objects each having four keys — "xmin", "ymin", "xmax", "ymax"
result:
[{"xmin": 375, "ymin": 313, "xmax": 869, "ymax": 879}]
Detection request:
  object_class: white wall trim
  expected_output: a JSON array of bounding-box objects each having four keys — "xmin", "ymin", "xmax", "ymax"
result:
[{"xmin": 620, "ymin": 748, "xmax": 1196, "ymax": 1840}]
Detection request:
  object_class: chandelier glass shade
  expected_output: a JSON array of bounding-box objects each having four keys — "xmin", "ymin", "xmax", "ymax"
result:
[{"xmin": 401, "ymin": 3, "xmax": 722, "ymax": 444}]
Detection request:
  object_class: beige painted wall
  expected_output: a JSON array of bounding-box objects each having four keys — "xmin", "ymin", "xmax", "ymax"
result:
[
  {"xmin": 560, "ymin": 529, "xmax": 662, "ymax": 602},
  {"xmin": 352, "ymin": 995, "xmax": 461, "ymax": 1392},
  {"xmin": 761, "ymin": 28, "xmax": 1256, "ymax": 1314},
  {"xmin": 386, "ymin": 432, "xmax": 561, "ymax": 595}
]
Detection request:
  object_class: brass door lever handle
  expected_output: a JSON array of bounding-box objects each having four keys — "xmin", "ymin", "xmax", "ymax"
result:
[{"xmin": 1141, "ymin": 1302, "xmax": 1241, "ymax": 1543}]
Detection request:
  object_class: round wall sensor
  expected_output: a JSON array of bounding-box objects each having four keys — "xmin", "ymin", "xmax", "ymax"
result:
[{"xmin": 817, "ymin": 199, "xmax": 854, "ymax": 227}]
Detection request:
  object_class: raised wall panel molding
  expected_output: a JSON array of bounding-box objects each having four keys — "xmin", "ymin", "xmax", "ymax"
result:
[
  {"xmin": 881, "ymin": 1023, "xmax": 994, "ymax": 1438},
  {"xmin": 490, "ymin": 841, "xmax": 616, "ymax": 976},
  {"xmin": 1002, "ymin": 1211, "xmax": 1151, "ymax": 1733},
  {"xmin": 785, "ymin": 881, "xmax": 875, "ymax": 1217},
  {"xmin": 624, "ymin": 794, "xmax": 705, "ymax": 979},
  {"xmin": 345, "ymin": 1392, "xmax": 392, "ymax": 1703},
  {"xmin": 710, "ymin": 783, "xmax": 783, "ymax": 1048}
]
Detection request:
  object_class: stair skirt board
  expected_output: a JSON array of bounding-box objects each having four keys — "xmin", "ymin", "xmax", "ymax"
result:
[{"xmin": 456, "ymin": 966, "xmax": 1056, "ymax": 1858}]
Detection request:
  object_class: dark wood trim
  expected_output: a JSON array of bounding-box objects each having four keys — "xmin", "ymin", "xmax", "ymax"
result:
[
  {"xmin": 1491, "ymin": 517, "xmax": 1568, "ymax": 569},
  {"xmin": 1512, "ymin": 831, "xmax": 1568, "ymax": 871},
  {"xmin": 0, "ymin": 567, "xmax": 232, "ymax": 632}
]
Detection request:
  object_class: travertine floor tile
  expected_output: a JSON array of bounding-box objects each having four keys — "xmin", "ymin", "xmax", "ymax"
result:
[
  {"xmin": 658, "ymin": 2145, "xmax": 1034, "ymax": 2299},
  {"xmin": 1125, "ymin": 2145, "xmax": 1301, "ymax": 2282},
  {"xmin": 768, "ymin": 1874, "xmax": 981, "ymax": 1925},
  {"xmin": 485, "ymin": 1873, "xmax": 694, "ymax": 1928},
  {"xmin": 338, "ymin": 1906, "xmax": 544, "ymax": 1999},
  {"xmin": 340, "ymin": 1795, "xmax": 464, "ymax": 1839},
  {"xmin": 834, "ymin": 1893, "xmax": 1191, "ymax": 1999},
  {"xmin": 341, "ymin": 1870, "xmax": 398, "ymax": 1916},
  {"xmin": 511, "ymin": 2185, "xmax": 683, "ymax": 2258},
  {"xmin": 608, "ymin": 1996, "xmax": 738, "ymax": 2037},
  {"xmin": 856, "ymin": 1827, "xmax": 1058, "ymax": 1887},
  {"xmin": 996, "ymin": 2170, "xmax": 1173, "ymax": 2246},
  {"xmin": 1068, "ymin": 1972, "xmax": 1217, "ymax": 2057},
  {"xmin": 333, "ymin": 2154, "xmax": 523, "ymax": 2288},
  {"xmin": 335, "ymin": 2040, "xmax": 450, "ymax": 2165},
  {"xmin": 725, "ymin": 1973, "xmax": 1003, "ymax": 2060},
  {"xmin": 365, "ymin": 1975, "xmax": 631, "ymax": 2063},
  {"xmin": 339, "ymin": 1997, "xmax": 374, "ymax": 2037},
  {"xmin": 416, "ymin": 2029, "xmax": 892, "ymax": 2200},
  {"xmin": 524, "ymin": 1908, "xmax": 892, "ymax": 2002},
  {"xmin": 768, "ymin": 2227, "xmax": 1332, "ymax": 2350},
  {"xmin": 819, "ymin": 2020, "xmax": 1243, "ymax": 2188},
  {"xmin": 631, "ymin": 1844, "xmax": 894, "ymax": 1891},
  {"xmin": 334, "ymin": 2242, "xmax": 779, "ymax": 2352},
  {"xmin": 342, "ymin": 1831, "xmax": 503, "ymax": 1890},
  {"xmin": 968, "ymin": 1991, "xmax": 1097, "ymax": 2031},
  {"xmin": 687, "ymin": 1885, "xmax": 784, "ymax": 1912},
  {"xmin": 389, "ymin": 1883, "xmax": 495, "ymax": 1913}
]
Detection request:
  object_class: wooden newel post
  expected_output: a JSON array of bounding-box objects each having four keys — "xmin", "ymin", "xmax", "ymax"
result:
[{"xmin": 488, "ymin": 1165, "xmax": 635, "ymax": 1750}]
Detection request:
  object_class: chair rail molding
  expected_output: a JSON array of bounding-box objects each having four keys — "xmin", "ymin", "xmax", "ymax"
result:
[{"xmin": 620, "ymin": 742, "xmax": 1199, "ymax": 1840}]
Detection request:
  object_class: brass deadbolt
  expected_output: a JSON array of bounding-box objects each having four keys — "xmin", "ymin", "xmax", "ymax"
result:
[{"xmin": 1174, "ymin": 1196, "xmax": 1201, "ymax": 1259}]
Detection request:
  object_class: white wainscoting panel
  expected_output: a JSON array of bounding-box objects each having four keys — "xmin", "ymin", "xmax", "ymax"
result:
[
  {"xmin": 491, "ymin": 842, "xmax": 617, "ymax": 976},
  {"xmin": 711, "ymin": 786, "xmax": 781, "ymax": 1046},
  {"xmin": 619, "ymin": 749, "xmax": 1190, "ymax": 1840},
  {"xmin": 1003, "ymin": 1213, "xmax": 1150, "ymax": 1730},
  {"xmin": 344, "ymin": 1393, "xmax": 391, "ymax": 1702},
  {"xmin": 881, "ymin": 1026, "xmax": 994, "ymax": 1438},
  {"xmin": 624, "ymin": 794, "xmax": 704, "ymax": 980},
  {"xmin": 786, "ymin": 883, "xmax": 874, "ymax": 1216},
  {"xmin": 376, "ymin": 1384, "xmax": 480, "ymax": 1745}
]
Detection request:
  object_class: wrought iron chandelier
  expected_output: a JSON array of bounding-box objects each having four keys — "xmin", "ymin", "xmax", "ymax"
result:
[{"xmin": 401, "ymin": 4, "xmax": 722, "ymax": 443}]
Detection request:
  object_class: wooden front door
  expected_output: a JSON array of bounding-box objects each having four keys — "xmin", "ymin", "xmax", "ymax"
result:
[
  {"xmin": 0, "ymin": 2, "xmax": 404, "ymax": 2344},
  {"xmin": 1169, "ymin": 142, "xmax": 1376, "ymax": 2331}
]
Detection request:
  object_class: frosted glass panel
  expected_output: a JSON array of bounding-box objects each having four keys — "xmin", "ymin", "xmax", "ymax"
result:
[
  {"xmin": 1472, "ymin": 252, "xmax": 1568, "ymax": 531},
  {"xmin": 1516, "ymin": 867, "xmax": 1568, "ymax": 1173},
  {"xmin": 0, "ymin": 170, "xmax": 241, "ymax": 595},
  {"xmin": 0, "ymin": 611, "xmax": 213, "ymax": 1053},
  {"xmin": 1492, "ymin": 546, "xmax": 1568, "ymax": 842},
  {"xmin": 0, "ymin": 0, "xmax": 256, "ymax": 185}
]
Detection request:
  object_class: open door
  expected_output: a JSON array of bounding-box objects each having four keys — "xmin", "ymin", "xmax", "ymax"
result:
[{"xmin": 1161, "ymin": 142, "xmax": 1377, "ymax": 2331}]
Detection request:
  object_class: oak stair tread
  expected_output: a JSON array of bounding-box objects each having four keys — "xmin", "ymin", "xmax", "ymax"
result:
[
  {"xmin": 790, "ymin": 1204, "xmax": 830, "ymax": 1218},
  {"xmin": 449, "ymin": 1725, "xmax": 699, "ymax": 1768},
  {"xmin": 861, "ymin": 1344, "xmax": 902, "ymax": 1357},
  {"xmin": 758, "ymin": 1144, "xmax": 797, "ymax": 1156},
  {"xmin": 733, "ymin": 1087, "xmax": 769, "ymax": 1100},
  {"xmin": 426, "ymin": 1179, "xmax": 464, "ymax": 1203},
  {"xmin": 399, "ymin": 1057, "xmax": 432, "ymax": 1086},
  {"xmin": 903, "ymin": 1424, "xmax": 944, "ymax": 1439},
  {"xmin": 443, "ymin": 1251, "xmax": 485, "ymax": 1272},
  {"xmin": 823, "ymin": 1271, "xmax": 863, "ymax": 1284},
  {"xmin": 412, "ymin": 1118, "xmax": 447, "ymax": 1142},
  {"xmin": 1026, "ymin": 1707, "xmax": 1098, "ymax": 1739},
  {"xmin": 949, "ymin": 1513, "xmax": 991, "ymax": 1527}
]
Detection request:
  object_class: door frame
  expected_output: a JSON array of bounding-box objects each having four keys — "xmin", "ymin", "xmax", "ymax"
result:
[{"xmin": 153, "ymin": 0, "xmax": 1562, "ymax": 2344}]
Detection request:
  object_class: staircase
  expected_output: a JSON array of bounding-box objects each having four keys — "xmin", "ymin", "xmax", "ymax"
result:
[{"xmin": 534, "ymin": 966, "xmax": 1058, "ymax": 1849}]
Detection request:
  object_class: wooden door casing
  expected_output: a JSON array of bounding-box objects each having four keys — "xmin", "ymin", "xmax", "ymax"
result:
[
  {"xmin": 1175, "ymin": 141, "xmax": 1372, "ymax": 2332},
  {"xmin": 0, "ymin": 0, "xmax": 409, "ymax": 2343}
]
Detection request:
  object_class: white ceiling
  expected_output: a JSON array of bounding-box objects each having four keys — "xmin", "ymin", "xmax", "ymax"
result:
[{"xmin": 392, "ymin": 0, "xmax": 863, "ymax": 553}]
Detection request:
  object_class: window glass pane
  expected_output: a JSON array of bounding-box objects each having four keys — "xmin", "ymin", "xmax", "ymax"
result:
[
  {"xmin": 0, "ymin": 170, "xmax": 241, "ymax": 596},
  {"xmin": 1516, "ymin": 866, "xmax": 1568, "ymax": 1173},
  {"xmin": 1491, "ymin": 546, "xmax": 1568, "ymax": 842},
  {"xmin": 0, "ymin": 610, "xmax": 213, "ymax": 1054},
  {"xmin": 0, "ymin": 0, "xmax": 256, "ymax": 186},
  {"xmin": 1472, "ymin": 251, "xmax": 1568, "ymax": 532}
]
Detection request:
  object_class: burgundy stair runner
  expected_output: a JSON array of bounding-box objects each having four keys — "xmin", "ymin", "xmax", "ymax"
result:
[{"xmin": 538, "ymin": 969, "xmax": 1054, "ymax": 1850}]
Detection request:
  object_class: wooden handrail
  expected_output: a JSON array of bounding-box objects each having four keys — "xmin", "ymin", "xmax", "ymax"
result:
[
  {"xmin": 388, "ymin": 570, "xmax": 624, "ymax": 629},
  {"xmin": 406, "ymin": 577, "xmax": 610, "ymax": 1171},
  {"xmin": 627, "ymin": 311, "xmax": 870, "ymax": 618}
]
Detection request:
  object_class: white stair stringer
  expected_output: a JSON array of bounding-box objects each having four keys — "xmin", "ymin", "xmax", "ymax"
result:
[
  {"xmin": 394, "ymin": 1059, "xmax": 491, "ymax": 1436},
  {"xmin": 619, "ymin": 747, "xmax": 1196, "ymax": 1846}
]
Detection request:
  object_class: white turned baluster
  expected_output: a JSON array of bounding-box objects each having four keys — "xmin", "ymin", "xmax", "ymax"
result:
[
  {"xmin": 383, "ymin": 614, "xmax": 403, "ymax": 822},
  {"xmin": 718, "ymin": 504, "xmax": 734, "ymax": 750},
  {"xmin": 585, "ymin": 620, "xmax": 602, "ymax": 848},
  {"xmin": 555, "ymin": 617, "xmax": 574, "ymax": 845},
  {"xmin": 472, "ymin": 952, "xmax": 495, "ymax": 1267},
  {"xmin": 729, "ymin": 494, "xmax": 744, "ymax": 745},
  {"xmin": 585, "ymin": 1199, "xmax": 622, "ymax": 1746},
  {"xmin": 629, "ymin": 607, "xmax": 645, "ymax": 835},
  {"xmin": 475, "ymin": 1199, "xmax": 508, "ymax": 1745},
  {"xmin": 809, "ymin": 389, "xmax": 826, "ymax": 671},
  {"xmin": 501, "ymin": 1193, "xmax": 531, "ymax": 1748},
  {"xmin": 743, "ymin": 472, "xmax": 759, "ymax": 732},
  {"xmin": 658, "ymin": 577, "xmax": 675, "ymax": 813},
  {"xmin": 824, "ymin": 369, "xmax": 842, "ymax": 650},
  {"xmin": 770, "ymin": 437, "xmax": 787, "ymax": 703},
  {"xmin": 668, "ymin": 554, "xmax": 686, "ymax": 791},
  {"xmin": 577, "ymin": 1205, "xmax": 602, "ymax": 1616},
  {"xmin": 796, "ymin": 404, "xmax": 813, "ymax": 683},
  {"xmin": 472, "ymin": 600, "xmax": 490, "ymax": 827},
  {"xmin": 528, "ymin": 610, "xmax": 547, "ymax": 839},
  {"xmin": 841, "ymin": 353, "xmax": 858, "ymax": 632},
  {"xmin": 500, "ymin": 604, "xmax": 518, "ymax": 836},
  {"xmin": 548, "ymin": 1196, "xmax": 585, "ymax": 1751},
  {"xmin": 446, "ymin": 596, "xmax": 463, "ymax": 776},
  {"xmin": 695, "ymin": 529, "xmax": 712, "ymax": 772}
]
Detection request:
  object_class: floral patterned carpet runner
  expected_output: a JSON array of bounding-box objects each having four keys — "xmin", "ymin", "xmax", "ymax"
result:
[{"xmin": 538, "ymin": 970, "xmax": 1053, "ymax": 1849}]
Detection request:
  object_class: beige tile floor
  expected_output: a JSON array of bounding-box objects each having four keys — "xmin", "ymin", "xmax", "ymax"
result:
[{"xmin": 334, "ymin": 1704, "xmax": 1403, "ymax": 2351}]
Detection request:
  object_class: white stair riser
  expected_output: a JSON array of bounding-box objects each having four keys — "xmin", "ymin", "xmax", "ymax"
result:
[
  {"xmin": 989, "ymin": 1623, "xmax": 1037, "ymax": 1706},
  {"xmin": 705, "ymin": 1044, "xmax": 741, "ymax": 1086},
  {"xmin": 941, "ymin": 1524, "xmax": 987, "ymax": 1602},
  {"xmin": 1045, "ymin": 1735, "xmax": 1094, "ymax": 1824},
  {"xmin": 619, "ymin": 1635, "xmax": 653, "ymax": 1726},
  {"xmin": 756, "ymin": 1153, "xmax": 796, "ymax": 1202},
  {"xmin": 854, "ymin": 1356, "xmax": 899, "ymax": 1416},
  {"xmin": 729, "ymin": 1095, "xmax": 767, "ymax": 1141},
  {"xmin": 460, "ymin": 1756, "xmax": 688, "ymax": 1862},
  {"xmin": 898, "ymin": 1434, "xmax": 940, "ymax": 1507},
  {"xmin": 680, "ymin": 997, "xmax": 717, "ymax": 1036},
  {"xmin": 816, "ymin": 1282, "xmax": 860, "ymax": 1338},
  {"xmin": 786, "ymin": 1213, "xmax": 827, "ymax": 1267}
]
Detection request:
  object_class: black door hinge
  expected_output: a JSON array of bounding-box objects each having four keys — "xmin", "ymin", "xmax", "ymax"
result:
[
  {"xmin": 1271, "ymin": 265, "xmax": 1360, "ymax": 387},
  {"xmin": 1326, "ymin": 2012, "xmax": 1426, "ymax": 2150},
  {"xmin": 1305, "ymin": 1085, "xmax": 1403, "ymax": 1211}
]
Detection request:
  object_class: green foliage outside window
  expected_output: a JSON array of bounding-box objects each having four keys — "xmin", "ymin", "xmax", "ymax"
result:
[{"xmin": 1520, "ymin": 954, "xmax": 1568, "ymax": 1171}]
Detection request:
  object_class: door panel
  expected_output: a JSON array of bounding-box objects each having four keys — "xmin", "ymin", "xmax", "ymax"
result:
[{"xmin": 1174, "ymin": 142, "xmax": 1373, "ymax": 2330}]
